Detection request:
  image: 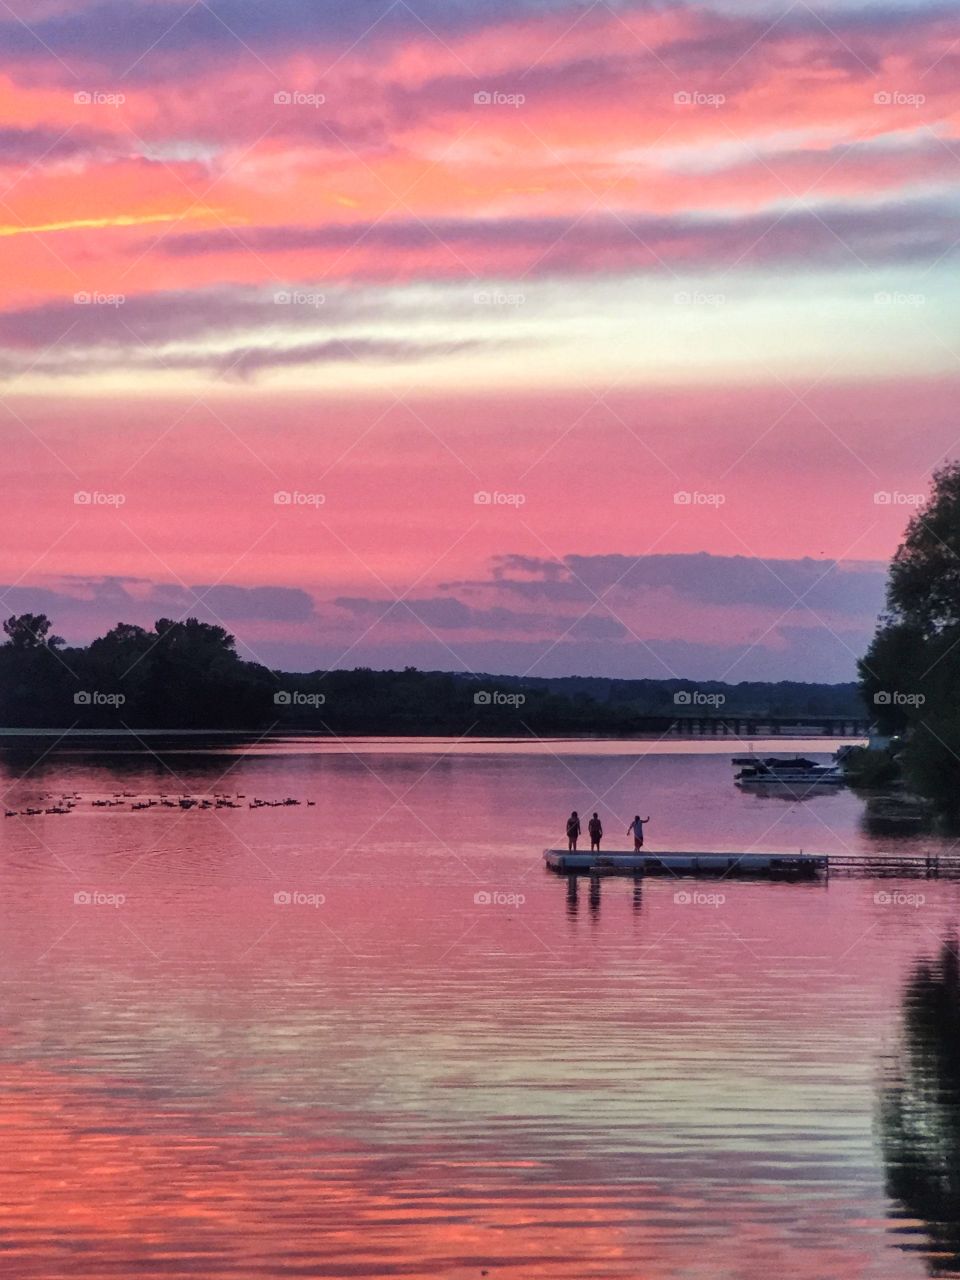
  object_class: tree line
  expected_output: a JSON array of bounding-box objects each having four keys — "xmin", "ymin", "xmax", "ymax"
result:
[{"xmin": 0, "ymin": 612, "xmax": 861, "ymax": 734}]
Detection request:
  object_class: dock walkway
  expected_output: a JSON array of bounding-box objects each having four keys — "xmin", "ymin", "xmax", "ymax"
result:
[{"xmin": 543, "ymin": 849, "xmax": 960, "ymax": 879}]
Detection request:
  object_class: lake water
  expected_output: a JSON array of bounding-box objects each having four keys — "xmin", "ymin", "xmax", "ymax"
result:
[{"xmin": 1, "ymin": 736, "xmax": 959, "ymax": 1279}]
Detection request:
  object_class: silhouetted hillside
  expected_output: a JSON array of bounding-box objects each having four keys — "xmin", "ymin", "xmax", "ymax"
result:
[{"xmin": 0, "ymin": 613, "xmax": 863, "ymax": 734}]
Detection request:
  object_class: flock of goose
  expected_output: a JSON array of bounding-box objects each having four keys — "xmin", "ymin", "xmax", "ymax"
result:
[{"xmin": 5, "ymin": 791, "xmax": 317, "ymax": 817}]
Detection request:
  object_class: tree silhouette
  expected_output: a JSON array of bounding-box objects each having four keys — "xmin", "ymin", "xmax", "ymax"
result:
[
  {"xmin": 3, "ymin": 613, "xmax": 65, "ymax": 649},
  {"xmin": 889, "ymin": 463, "xmax": 960, "ymax": 634},
  {"xmin": 859, "ymin": 462, "xmax": 960, "ymax": 813}
]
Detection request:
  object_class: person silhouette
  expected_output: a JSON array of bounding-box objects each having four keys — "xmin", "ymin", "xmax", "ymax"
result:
[
  {"xmin": 588, "ymin": 812, "xmax": 603, "ymax": 851},
  {"xmin": 566, "ymin": 810, "xmax": 581, "ymax": 851},
  {"xmin": 627, "ymin": 814, "xmax": 650, "ymax": 851}
]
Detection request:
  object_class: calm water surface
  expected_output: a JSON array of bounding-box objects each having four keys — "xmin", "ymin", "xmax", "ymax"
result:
[{"xmin": 1, "ymin": 737, "xmax": 959, "ymax": 1279}]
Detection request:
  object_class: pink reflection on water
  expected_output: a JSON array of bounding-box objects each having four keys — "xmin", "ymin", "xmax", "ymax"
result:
[{"xmin": 0, "ymin": 742, "xmax": 953, "ymax": 1278}]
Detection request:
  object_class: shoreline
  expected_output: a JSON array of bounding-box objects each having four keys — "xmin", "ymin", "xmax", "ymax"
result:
[{"xmin": 0, "ymin": 727, "xmax": 869, "ymax": 741}]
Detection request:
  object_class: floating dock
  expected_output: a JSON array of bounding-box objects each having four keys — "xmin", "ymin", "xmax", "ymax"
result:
[
  {"xmin": 543, "ymin": 849, "xmax": 826, "ymax": 878},
  {"xmin": 544, "ymin": 849, "xmax": 960, "ymax": 880}
]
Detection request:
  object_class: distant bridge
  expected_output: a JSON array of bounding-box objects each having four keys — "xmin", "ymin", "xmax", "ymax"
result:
[{"xmin": 637, "ymin": 713, "xmax": 870, "ymax": 737}]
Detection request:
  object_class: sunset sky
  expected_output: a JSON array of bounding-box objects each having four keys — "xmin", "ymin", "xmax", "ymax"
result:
[{"xmin": 1, "ymin": 0, "xmax": 958, "ymax": 680}]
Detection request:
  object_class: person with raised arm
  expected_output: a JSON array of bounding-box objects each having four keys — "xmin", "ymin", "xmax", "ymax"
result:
[{"xmin": 627, "ymin": 814, "xmax": 650, "ymax": 851}]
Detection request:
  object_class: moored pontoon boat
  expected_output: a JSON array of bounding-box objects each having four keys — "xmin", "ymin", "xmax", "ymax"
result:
[{"xmin": 732, "ymin": 755, "xmax": 844, "ymax": 787}]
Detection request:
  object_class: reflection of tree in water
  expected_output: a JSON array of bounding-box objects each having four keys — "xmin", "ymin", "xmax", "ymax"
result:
[
  {"xmin": 859, "ymin": 792, "xmax": 933, "ymax": 841},
  {"xmin": 881, "ymin": 934, "xmax": 960, "ymax": 1275}
]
